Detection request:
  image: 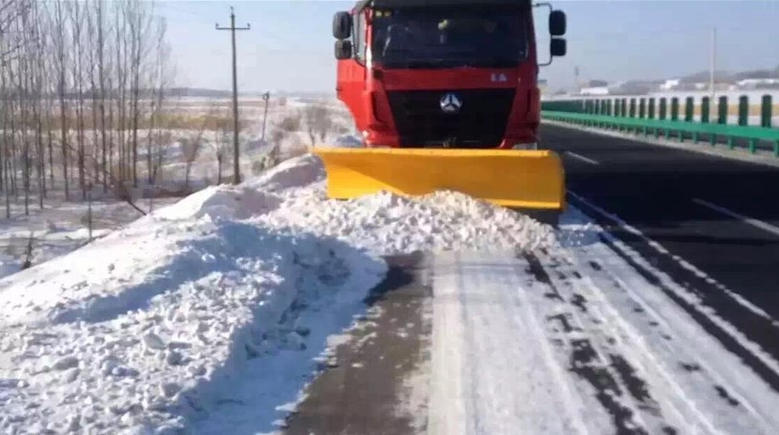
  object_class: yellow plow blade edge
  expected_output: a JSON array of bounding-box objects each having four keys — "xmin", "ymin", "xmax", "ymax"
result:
[{"xmin": 312, "ymin": 147, "xmax": 566, "ymax": 210}]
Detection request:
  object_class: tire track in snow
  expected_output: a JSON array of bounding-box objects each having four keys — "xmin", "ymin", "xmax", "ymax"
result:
[
  {"xmin": 562, "ymin": 238, "xmax": 779, "ymax": 434},
  {"xmin": 523, "ymin": 252, "xmax": 660, "ymax": 435},
  {"xmin": 567, "ymin": 194, "xmax": 779, "ymax": 385},
  {"xmin": 428, "ymin": 251, "xmax": 594, "ymax": 435},
  {"xmin": 584, "ymin": 227, "xmax": 779, "ymax": 393},
  {"xmin": 535, "ymin": 252, "xmax": 720, "ymax": 435}
]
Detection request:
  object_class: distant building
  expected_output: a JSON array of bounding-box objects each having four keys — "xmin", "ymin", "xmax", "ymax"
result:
[
  {"xmin": 660, "ymin": 79, "xmax": 681, "ymax": 91},
  {"xmin": 580, "ymin": 86, "xmax": 610, "ymax": 96},
  {"xmin": 736, "ymin": 78, "xmax": 779, "ymax": 89}
]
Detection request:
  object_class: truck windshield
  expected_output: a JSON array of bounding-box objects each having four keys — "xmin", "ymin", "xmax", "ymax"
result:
[{"xmin": 370, "ymin": 6, "xmax": 528, "ymax": 69}]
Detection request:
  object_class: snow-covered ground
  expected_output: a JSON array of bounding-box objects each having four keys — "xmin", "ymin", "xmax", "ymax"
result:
[
  {"xmin": 0, "ymin": 195, "xmax": 182, "ymax": 282},
  {"xmin": 0, "ymin": 153, "xmax": 557, "ymax": 434}
]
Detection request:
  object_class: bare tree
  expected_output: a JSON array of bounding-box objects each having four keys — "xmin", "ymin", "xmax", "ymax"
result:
[
  {"xmin": 304, "ymin": 104, "xmax": 333, "ymax": 146},
  {"xmin": 212, "ymin": 118, "xmax": 233, "ymax": 185},
  {"xmin": 0, "ymin": 0, "xmax": 175, "ymax": 218},
  {"xmin": 53, "ymin": 0, "xmax": 70, "ymax": 199},
  {"xmin": 182, "ymin": 104, "xmax": 217, "ymax": 191}
]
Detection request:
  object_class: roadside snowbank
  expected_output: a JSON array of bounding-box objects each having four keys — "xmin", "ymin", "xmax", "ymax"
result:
[{"xmin": 0, "ymin": 152, "xmax": 556, "ymax": 434}]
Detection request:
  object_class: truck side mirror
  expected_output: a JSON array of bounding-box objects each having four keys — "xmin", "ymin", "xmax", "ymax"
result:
[
  {"xmin": 333, "ymin": 11, "xmax": 352, "ymax": 40},
  {"xmin": 335, "ymin": 39, "xmax": 353, "ymax": 60},
  {"xmin": 549, "ymin": 10, "xmax": 566, "ymax": 36},
  {"xmin": 550, "ymin": 38, "xmax": 567, "ymax": 57}
]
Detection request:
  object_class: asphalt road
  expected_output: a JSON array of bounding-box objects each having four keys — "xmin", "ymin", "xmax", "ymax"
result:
[
  {"xmin": 541, "ymin": 122, "xmax": 779, "ymax": 371},
  {"xmin": 283, "ymin": 253, "xmax": 432, "ymax": 435}
]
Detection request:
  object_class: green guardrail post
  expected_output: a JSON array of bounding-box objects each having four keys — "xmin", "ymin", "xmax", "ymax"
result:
[
  {"xmin": 630, "ymin": 98, "xmax": 636, "ymax": 117},
  {"xmin": 659, "ymin": 98, "xmax": 667, "ymax": 120},
  {"xmin": 717, "ymin": 96, "xmax": 728, "ymax": 147},
  {"xmin": 659, "ymin": 98, "xmax": 668, "ymax": 138},
  {"xmin": 718, "ymin": 96, "xmax": 728, "ymax": 124},
  {"xmin": 619, "ymin": 99, "xmax": 626, "ymax": 130},
  {"xmin": 684, "ymin": 97, "xmax": 694, "ymax": 122},
  {"xmin": 762, "ymin": 94, "xmax": 773, "ymax": 128},
  {"xmin": 614, "ymin": 99, "xmax": 621, "ymax": 117},
  {"xmin": 671, "ymin": 98, "xmax": 679, "ymax": 121},
  {"xmin": 738, "ymin": 95, "xmax": 749, "ymax": 126},
  {"xmin": 693, "ymin": 97, "xmax": 709, "ymax": 143},
  {"xmin": 648, "ymin": 98, "xmax": 657, "ymax": 137},
  {"xmin": 639, "ymin": 98, "xmax": 646, "ymax": 118}
]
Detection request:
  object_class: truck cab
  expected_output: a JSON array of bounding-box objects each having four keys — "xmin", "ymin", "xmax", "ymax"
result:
[{"xmin": 332, "ymin": 0, "xmax": 566, "ymax": 150}]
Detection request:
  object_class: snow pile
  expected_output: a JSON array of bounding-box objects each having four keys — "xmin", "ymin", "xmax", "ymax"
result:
[
  {"xmin": 0, "ymin": 152, "xmax": 558, "ymax": 434},
  {"xmin": 154, "ymin": 184, "xmax": 283, "ymax": 221},
  {"xmin": 246, "ymin": 153, "xmax": 325, "ymax": 194},
  {"xmin": 250, "ymin": 155, "xmax": 556, "ymax": 254},
  {"xmin": 0, "ymin": 192, "xmax": 385, "ymax": 434},
  {"xmin": 259, "ymin": 189, "xmax": 556, "ymax": 254}
]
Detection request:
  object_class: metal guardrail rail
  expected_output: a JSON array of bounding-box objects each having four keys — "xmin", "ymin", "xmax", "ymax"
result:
[{"xmin": 542, "ymin": 110, "xmax": 779, "ymax": 157}]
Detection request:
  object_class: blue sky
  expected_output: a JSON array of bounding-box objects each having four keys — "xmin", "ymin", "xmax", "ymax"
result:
[{"xmin": 155, "ymin": 0, "xmax": 779, "ymax": 93}]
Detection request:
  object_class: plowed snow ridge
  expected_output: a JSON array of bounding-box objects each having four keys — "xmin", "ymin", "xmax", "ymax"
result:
[{"xmin": 0, "ymin": 154, "xmax": 557, "ymax": 435}]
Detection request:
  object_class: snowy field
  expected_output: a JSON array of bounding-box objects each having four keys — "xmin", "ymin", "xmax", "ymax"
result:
[{"xmin": 0, "ymin": 95, "xmax": 359, "ymax": 282}]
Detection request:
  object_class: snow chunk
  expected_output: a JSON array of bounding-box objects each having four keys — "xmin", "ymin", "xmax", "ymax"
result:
[
  {"xmin": 258, "ymin": 187, "xmax": 557, "ymax": 255},
  {"xmin": 246, "ymin": 154, "xmax": 325, "ymax": 193},
  {"xmin": 154, "ymin": 184, "xmax": 282, "ymax": 221}
]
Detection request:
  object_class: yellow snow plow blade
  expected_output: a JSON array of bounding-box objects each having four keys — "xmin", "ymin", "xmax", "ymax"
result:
[{"xmin": 312, "ymin": 148, "xmax": 566, "ymax": 210}]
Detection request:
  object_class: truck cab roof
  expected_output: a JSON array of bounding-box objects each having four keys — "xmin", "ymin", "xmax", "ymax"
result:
[{"xmin": 355, "ymin": 0, "xmax": 531, "ymax": 11}]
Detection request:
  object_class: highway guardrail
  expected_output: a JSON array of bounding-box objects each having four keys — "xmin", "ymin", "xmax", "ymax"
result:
[
  {"xmin": 541, "ymin": 93, "xmax": 776, "ymax": 128},
  {"xmin": 541, "ymin": 110, "xmax": 779, "ymax": 157}
]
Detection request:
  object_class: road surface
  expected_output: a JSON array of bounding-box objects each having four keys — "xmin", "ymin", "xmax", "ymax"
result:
[
  {"xmin": 543, "ymin": 123, "xmax": 779, "ymax": 388},
  {"xmin": 281, "ymin": 125, "xmax": 779, "ymax": 435}
]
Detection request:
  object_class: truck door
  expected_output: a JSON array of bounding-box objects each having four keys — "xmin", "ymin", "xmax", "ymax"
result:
[{"xmin": 336, "ymin": 9, "xmax": 368, "ymax": 133}]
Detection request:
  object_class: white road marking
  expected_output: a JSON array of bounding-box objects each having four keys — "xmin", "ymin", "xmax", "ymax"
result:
[
  {"xmin": 693, "ymin": 198, "xmax": 779, "ymax": 238},
  {"xmin": 565, "ymin": 151, "xmax": 600, "ymax": 165}
]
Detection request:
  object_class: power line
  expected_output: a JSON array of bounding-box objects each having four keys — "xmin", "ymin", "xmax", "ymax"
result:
[{"xmin": 216, "ymin": 6, "xmax": 250, "ymax": 185}]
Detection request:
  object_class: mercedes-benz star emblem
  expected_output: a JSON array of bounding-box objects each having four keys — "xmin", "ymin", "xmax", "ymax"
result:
[{"xmin": 440, "ymin": 93, "xmax": 462, "ymax": 114}]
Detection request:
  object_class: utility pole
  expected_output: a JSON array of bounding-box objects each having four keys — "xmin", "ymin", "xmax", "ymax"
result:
[
  {"xmin": 574, "ymin": 65, "xmax": 580, "ymax": 94},
  {"xmin": 261, "ymin": 91, "xmax": 270, "ymax": 143},
  {"xmin": 216, "ymin": 6, "xmax": 250, "ymax": 184},
  {"xmin": 709, "ymin": 27, "xmax": 717, "ymax": 101}
]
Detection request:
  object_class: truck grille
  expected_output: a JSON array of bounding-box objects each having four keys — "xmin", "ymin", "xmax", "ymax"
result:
[{"xmin": 386, "ymin": 89, "xmax": 515, "ymax": 148}]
